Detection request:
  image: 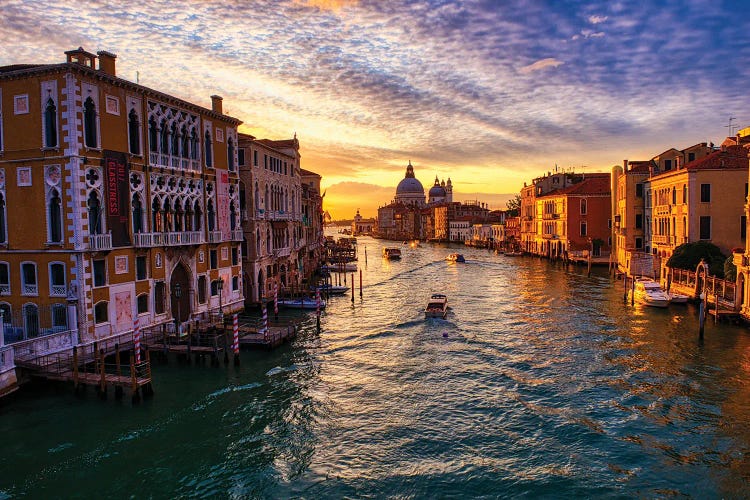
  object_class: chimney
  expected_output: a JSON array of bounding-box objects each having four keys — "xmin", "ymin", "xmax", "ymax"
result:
[
  {"xmin": 210, "ymin": 95, "xmax": 223, "ymax": 114},
  {"xmin": 97, "ymin": 51, "xmax": 117, "ymax": 76},
  {"xmin": 623, "ymin": 159, "xmax": 628, "ymax": 171}
]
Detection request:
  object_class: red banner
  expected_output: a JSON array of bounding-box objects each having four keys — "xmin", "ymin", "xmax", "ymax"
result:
[{"xmin": 104, "ymin": 150, "xmax": 131, "ymax": 247}]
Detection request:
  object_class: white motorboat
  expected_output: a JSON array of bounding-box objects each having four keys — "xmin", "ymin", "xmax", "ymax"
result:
[
  {"xmin": 278, "ymin": 297, "xmax": 327, "ymax": 309},
  {"xmin": 424, "ymin": 293, "xmax": 448, "ymax": 319},
  {"xmin": 631, "ymin": 278, "xmax": 670, "ymax": 308}
]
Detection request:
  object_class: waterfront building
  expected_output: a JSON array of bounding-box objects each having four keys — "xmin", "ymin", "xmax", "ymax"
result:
[
  {"xmin": 299, "ymin": 168, "xmax": 325, "ymax": 282},
  {"xmin": 504, "ymin": 216, "xmax": 521, "ymax": 251},
  {"xmin": 351, "ymin": 209, "xmax": 376, "ymax": 236},
  {"xmin": 649, "ymin": 144, "xmax": 748, "ymax": 280},
  {"xmin": 238, "ymin": 134, "xmax": 311, "ymax": 304},
  {"xmin": 449, "ymin": 218, "xmax": 472, "ymax": 242},
  {"xmin": 612, "ymin": 160, "xmax": 652, "ymax": 275},
  {"xmin": 0, "ymin": 47, "xmax": 243, "ymax": 348},
  {"xmin": 534, "ymin": 173, "xmax": 612, "ymax": 260}
]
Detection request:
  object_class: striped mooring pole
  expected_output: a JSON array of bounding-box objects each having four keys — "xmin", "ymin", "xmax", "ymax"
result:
[
  {"xmin": 133, "ymin": 315, "xmax": 141, "ymax": 364},
  {"xmin": 232, "ymin": 313, "xmax": 240, "ymax": 366},
  {"xmin": 262, "ymin": 300, "xmax": 269, "ymax": 342},
  {"xmin": 316, "ymin": 287, "xmax": 321, "ymax": 331}
]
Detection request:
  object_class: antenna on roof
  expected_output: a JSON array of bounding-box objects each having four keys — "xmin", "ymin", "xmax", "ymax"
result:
[{"xmin": 725, "ymin": 116, "xmax": 737, "ymax": 136}]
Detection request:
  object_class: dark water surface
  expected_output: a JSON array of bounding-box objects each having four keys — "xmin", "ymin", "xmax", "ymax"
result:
[{"xmin": 2, "ymin": 237, "xmax": 750, "ymax": 498}]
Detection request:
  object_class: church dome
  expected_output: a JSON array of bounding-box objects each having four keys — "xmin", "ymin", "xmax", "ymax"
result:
[
  {"xmin": 429, "ymin": 176, "xmax": 446, "ymax": 198},
  {"xmin": 395, "ymin": 161, "xmax": 425, "ymax": 196}
]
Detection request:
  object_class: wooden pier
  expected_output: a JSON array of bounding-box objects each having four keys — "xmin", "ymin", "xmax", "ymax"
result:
[{"xmin": 238, "ymin": 324, "xmax": 297, "ymax": 349}]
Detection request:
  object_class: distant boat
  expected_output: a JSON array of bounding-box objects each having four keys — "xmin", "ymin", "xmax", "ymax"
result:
[
  {"xmin": 322, "ymin": 262, "xmax": 358, "ymax": 272},
  {"xmin": 425, "ymin": 293, "xmax": 448, "ymax": 319},
  {"xmin": 383, "ymin": 247, "xmax": 402, "ymax": 260},
  {"xmin": 316, "ymin": 284, "xmax": 349, "ymax": 295},
  {"xmin": 446, "ymin": 253, "xmax": 465, "ymax": 263},
  {"xmin": 278, "ymin": 297, "xmax": 326, "ymax": 309},
  {"xmin": 505, "ymin": 251, "xmax": 523, "ymax": 257}
]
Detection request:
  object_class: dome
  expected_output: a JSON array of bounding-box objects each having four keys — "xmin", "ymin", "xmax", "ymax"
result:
[
  {"xmin": 397, "ymin": 177, "xmax": 425, "ymax": 194},
  {"xmin": 429, "ymin": 176, "xmax": 446, "ymax": 198},
  {"xmin": 395, "ymin": 161, "xmax": 425, "ymax": 195}
]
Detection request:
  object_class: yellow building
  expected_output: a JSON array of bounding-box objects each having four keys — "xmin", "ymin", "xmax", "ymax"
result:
[
  {"xmin": 0, "ymin": 47, "xmax": 244, "ymax": 353},
  {"xmin": 650, "ymin": 144, "xmax": 747, "ymax": 280},
  {"xmin": 613, "ymin": 160, "xmax": 650, "ymax": 275}
]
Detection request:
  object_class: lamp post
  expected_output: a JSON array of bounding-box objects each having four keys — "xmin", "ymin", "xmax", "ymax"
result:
[
  {"xmin": 173, "ymin": 282, "xmax": 182, "ymax": 334},
  {"xmin": 217, "ymin": 277, "xmax": 224, "ymax": 316}
]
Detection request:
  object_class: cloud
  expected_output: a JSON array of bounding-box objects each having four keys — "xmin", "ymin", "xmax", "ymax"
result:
[
  {"xmin": 519, "ymin": 58, "xmax": 564, "ymax": 74},
  {"xmin": 588, "ymin": 15, "xmax": 608, "ymax": 24}
]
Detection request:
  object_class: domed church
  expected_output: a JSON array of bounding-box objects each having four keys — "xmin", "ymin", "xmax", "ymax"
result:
[
  {"xmin": 395, "ymin": 161, "xmax": 426, "ymax": 206},
  {"xmin": 428, "ymin": 176, "xmax": 453, "ymax": 204}
]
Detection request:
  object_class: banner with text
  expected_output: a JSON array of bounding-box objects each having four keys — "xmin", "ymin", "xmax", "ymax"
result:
[{"xmin": 104, "ymin": 150, "xmax": 131, "ymax": 247}]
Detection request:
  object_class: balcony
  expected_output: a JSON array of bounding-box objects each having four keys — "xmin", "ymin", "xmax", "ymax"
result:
[
  {"xmin": 231, "ymin": 229, "xmax": 244, "ymax": 241},
  {"xmin": 89, "ymin": 232, "xmax": 112, "ymax": 251},
  {"xmin": 207, "ymin": 231, "xmax": 223, "ymax": 244},
  {"xmin": 134, "ymin": 231, "xmax": 203, "ymax": 247},
  {"xmin": 652, "ymin": 234, "xmax": 676, "ymax": 245}
]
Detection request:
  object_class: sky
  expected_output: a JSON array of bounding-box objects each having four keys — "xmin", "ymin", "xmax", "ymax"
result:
[{"xmin": 2, "ymin": 0, "xmax": 749, "ymax": 218}]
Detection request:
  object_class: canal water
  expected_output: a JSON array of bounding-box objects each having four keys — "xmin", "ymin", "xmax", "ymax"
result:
[{"xmin": 2, "ymin": 236, "xmax": 750, "ymax": 498}]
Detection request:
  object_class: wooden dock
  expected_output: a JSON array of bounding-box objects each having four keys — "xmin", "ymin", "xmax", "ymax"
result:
[{"xmin": 239, "ymin": 325, "xmax": 297, "ymax": 349}]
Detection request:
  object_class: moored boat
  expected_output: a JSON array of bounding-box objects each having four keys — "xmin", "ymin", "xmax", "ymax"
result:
[
  {"xmin": 278, "ymin": 297, "xmax": 327, "ymax": 309},
  {"xmin": 383, "ymin": 247, "xmax": 402, "ymax": 259},
  {"xmin": 316, "ymin": 284, "xmax": 349, "ymax": 295},
  {"xmin": 631, "ymin": 278, "xmax": 670, "ymax": 308},
  {"xmin": 322, "ymin": 262, "xmax": 358, "ymax": 272},
  {"xmin": 424, "ymin": 293, "xmax": 448, "ymax": 319},
  {"xmin": 667, "ymin": 291, "xmax": 689, "ymax": 304},
  {"xmin": 446, "ymin": 253, "xmax": 466, "ymax": 263}
]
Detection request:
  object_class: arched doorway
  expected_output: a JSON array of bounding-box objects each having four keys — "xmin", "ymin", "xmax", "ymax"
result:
[
  {"xmin": 695, "ymin": 261, "xmax": 707, "ymax": 297},
  {"xmin": 170, "ymin": 262, "xmax": 191, "ymax": 324}
]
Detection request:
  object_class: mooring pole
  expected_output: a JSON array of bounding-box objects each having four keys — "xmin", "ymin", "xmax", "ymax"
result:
[
  {"xmin": 351, "ymin": 273, "xmax": 355, "ymax": 303},
  {"xmin": 699, "ymin": 292, "xmax": 706, "ymax": 339},
  {"xmin": 631, "ymin": 277, "xmax": 635, "ymax": 306},
  {"xmin": 359, "ymin": 269, "xmax": 363, "ymax": 299}
]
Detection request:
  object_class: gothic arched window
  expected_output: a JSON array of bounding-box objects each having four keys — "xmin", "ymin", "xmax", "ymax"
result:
[
  {"xmin": 87, "ymin": 191, "xmax": 102, "ymax": 235},
  {"xmin": 149, "ymin": 117, "xmax": 158, "ymax": 153},
  {"xmin": 205, "ymin": 130, "xmax": 213, "ymax": 168},
  {"xmin": 193, "ymin": 201, "xmax": 202, "ymax": 232},
  {"xmin": 44, "ymin": 98, "xmax": 57, "ymax": 148},
  {"xmin": 49, "ymin": 188, "xmax": 62, "ymax": 242},
  {"xmin": 83, "ymin": 97, "xmax": 97, "ymax": 148},
  {"xmin": 0, "ymin": 194, "xmax": 7, "ymax": 244},
  {"xmin": 128, "ymin": 109, "xmax": 140, "ymax": 155},
  {"xmin": 160, "ymin": 119, "xmax": 169, "ymax": 156},
  {"xmin": 132, "ymin": 194, "xmax": 144, "ymax": 234},
  {"xmin": 228, "ymin": 137, "xmax": 235, "ymax": 172},
  {"xmin": 207, "ymin": 200, "xmax": 215, "ymax": 231}
]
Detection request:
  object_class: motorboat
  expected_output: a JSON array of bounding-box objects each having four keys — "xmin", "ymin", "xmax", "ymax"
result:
[
  {"xmin": 424, "ymin": 294, "xmax": 448, "ymax": 319},
  {"xmin": 667, "ymin": 291, "xmax": 689, "ymax": 304},
  {"xmin": 446, "ymin": 253, "xmax": 466, "ymax": 263},
  {"xmin": 383, "ymin": 247, "xmax": 402, "ymax": 260},
  {"xmin": 504, "ymin": 251, "xmax": 524, "ymax": 257},
  {"xmin": 316, "ymin": 284, "xmax": 349, "ymax": 295},
  {"xmin": 322, "ymin": 262, "xmax": 358, "ymax": 272},
  {"xmin": 631, "ymin": 278, "xmax": 670, "ymax": 308},
  {"xmin": 278, "ymin": 297, "xmax": 327, "ymax": 309}
]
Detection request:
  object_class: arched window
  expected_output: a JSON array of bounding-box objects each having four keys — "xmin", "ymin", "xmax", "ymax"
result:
[
  {"xmin": 160, "ymin": 119, "xmax": 169, "ymax": 155},
  {"xmin": 193, "ymin": 201, "xmax": 202, "ymax": 232},
  {"xmin": 0, "ymin": 193, "xmax": 6, "ymax": 244},
  {"xmin": 21, "ymin": 262, "xmax": 37, "ymax": 296},
  {"xmin": 190, "ymin": 129, "xmax": 199, "ymax": 160},
  {"xmin": 49, "ymin": 262, "xmax": 66, "ymax": 297},
  {"xmin": 44, "ymin": 98, "xmax": 57, "ymax": 148},
  {"xmin": 256, "ymin": 228, "xmax": 261, "ymax": 254},
  {"xmin": 207, "ymin": 200, "xmax": 216, "ymax": 231},
  {"xmin": 94, "ymin": 301, "xmax": 108, "ymax": 324},
  {"xmin": 137, "ymin": 293, "xmax": 149, "ymax": 314},
  {"xmin": 266, "ymin": 228, "xmax": 271, "ymax": 253},
  {"xmin": 163, "ymin": 198, "xmax": 172, "ymax": 232},
  {"xmin": 264, "ymin": 185, "xmax": 269, "ymax": 211},
  {"xmin": 205, "ymin": 130, "xmax": 213, "ymax": 168},
  {"xmin": 0, "ymin": 303, "xmax": 11, "ymax": 326},
  {"xmin": 171, "ymin": 123, "xmax": 179, "ymax": 157},
  {"xmin": 255, "ymin": 182, "xmax": 260, "ymax": 210},
  {"xmin": 132, "ymin": 194, "xmax": 144, "ymax": 234},
  {"xmin": 580, "ymin": 198, "xmax": 587, "ymax": 215},
  {"xmin": 152, "ymin": 197, "xmax": 162, "ymax": 232},
  {"xmin": 230, "ymin": 201, "xmax": 236, "ymax": 230},
  {"xmin": 228, "ymin": 137, "xmax": 235, "ymax": 171},
  {"xmin": 174, "ymin": 199, "xmax": 183, "ymax": 232},
  {"xmin": 149, "ymin": 117, "xmax": 158, "ymax": 153},
  {"xmin": 184, "ymin": 200, "xmax": 194, "ymax": 231},
  {"xmin": 671, "ymin": 187, "xmax": 676, "ymax": 205},
  {"xmin": 83, "ymin": 97, "xmax": 97, "ymax": 148},
  {"xmin": 683, "ymin": 184, "xmax": 687, "ymax": 204},
  {"xmin": 87, "ymin": 191, "xmax": 102, "ymax": 235},
  {"xmin": 181, "ymin": 125, "xmax": 189, "ymax": 159},
  {"xmin": 48, "ymin": 188, "xmax": 62, "ymax": 243},
  {"xmin": 128, "ymin": 109, "xmax": 140, "ymax": 155}
]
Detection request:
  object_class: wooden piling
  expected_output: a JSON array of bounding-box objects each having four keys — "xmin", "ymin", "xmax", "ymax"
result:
[
  {"xmin": 351, "ymin": 273, "xmax": 355, "ymax": 303},
  {"xmin": 631, "ymin": 277, "xmax": 635, "ymax": 306},
  {"xmin": 72, "ymin": 346, "xmax": 79, "ymax": 390},
  {"xmin": 359, "ymin": 269, "xmax": 363, "ymax": 299},
  {"xmin": 99, "ymin": 348, "xmax": 106, "ymax": 399}
]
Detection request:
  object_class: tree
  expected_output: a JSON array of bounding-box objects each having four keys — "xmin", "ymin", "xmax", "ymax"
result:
[
  {"xmin": 666, "ymin": 241, "xmax": 727, "ymax": 278},
  {"xmin": 724, "ymin": 255, "xmax": 737, "ymax": 281},
  {"xmin": 505, "ymin": 194, "xmax": 521, "ymax": 217}
]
